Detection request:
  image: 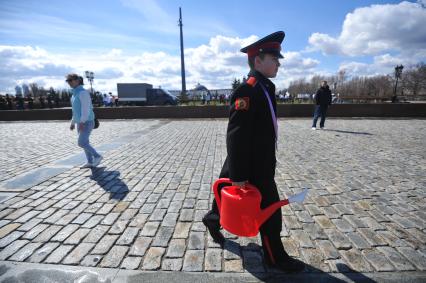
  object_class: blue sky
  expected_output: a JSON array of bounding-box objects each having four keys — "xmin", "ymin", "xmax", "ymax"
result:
[{"xmin": 0, "ymin": 0, "xmax": 425, "ymax": 94}]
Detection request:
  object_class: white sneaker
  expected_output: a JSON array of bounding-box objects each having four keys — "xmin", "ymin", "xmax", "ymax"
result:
[
  {"xmin": 80, "ymin": 163, "xmax": 93, "ymax": 169},
  {"xmin": 311, "ymin": 127, "xmax": 316, "ymax": 130},
  {"xmin": 92, "ymin": 155, "xmax": 103, "ymax": 167}
]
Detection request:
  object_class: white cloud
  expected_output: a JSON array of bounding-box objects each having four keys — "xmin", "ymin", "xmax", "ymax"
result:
[
  {"xmin": 308, "ymin": 1, "xmax": 426, "ymax": 57},
  {"xmin": 0, "ymin": 35, "xmax": 321, "ymax": 94}
]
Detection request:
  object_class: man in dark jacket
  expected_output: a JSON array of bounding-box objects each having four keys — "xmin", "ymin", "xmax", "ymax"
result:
[
  {"xmin": 312, "ymin": 81, "xmax": 332, "ymax": 129},
  {"xmin": 202, "ymin": 31, "xmax": 305, "ymax": 273}
]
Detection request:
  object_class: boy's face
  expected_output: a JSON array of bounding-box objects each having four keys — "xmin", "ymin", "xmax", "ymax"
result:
[{"xmin": 255, "ymin": 54, "xmax": 281, "ymax": 78}]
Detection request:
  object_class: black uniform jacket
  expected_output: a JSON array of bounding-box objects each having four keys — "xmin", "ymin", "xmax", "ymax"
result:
[{"xmin": 221, "ymin": 70, "xmax": 277, "ymax": 183}]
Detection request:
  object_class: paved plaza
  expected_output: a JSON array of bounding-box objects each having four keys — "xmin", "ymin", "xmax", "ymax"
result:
[{"xmin": 0, "ymin": 118, "xmax": 425, "ymax": 282}]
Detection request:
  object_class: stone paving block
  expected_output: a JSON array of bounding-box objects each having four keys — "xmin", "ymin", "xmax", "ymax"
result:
[
  {"xmin": 332, "ymin": 218, "xmax": 354, "ymax": 233},
  {"xmin": 91, "ymin": 235, "xmax": 119, "ymax": 255},
  {"xmin": 82, "ymin": 215, "xmax": 104, "ymax": 228},
  {"xmin": 316, "ymin": 239, "xmax": 340, "ymax": 260},
  {"xmin": 71, "ymin": 213, "xmax": 93, "ymax": 225},
  {"xmin": 301, "ymin": 248, "xmax": 330, "ymax": 272},
  {"xmin": 15, "ymin": 210, "xmax": 41, "ymax": 223},
  {"xmin": 173, "ymin": 222, "xmax": 191, "ymax": 239},
  {"xmin": 119, "ymin": 208, "xmax": 139, "ymax": 221},
  {"xmin": 161, "ymin": 212, "xmax": 178, "ymax": 227},
  {"xmin": 80, "ymin": 254, "xmax": 103, "ymax": 267},
  {"xmin": 324, "ymin": 229, "xmax": 352, "ymax": 250},
  {"xmin": 99, "ymin": 245, "xmax": 129, "ymax": 268},
  {"xmin": 0, "ymin": 220, "xmax": 9, "ymax": 229},
  {"xmin": 140, "ymin": 221, "xmax": 160, "ymax": 237},
  {"xmin": 377, "ymin": 246, "xmax": 416, "ymax": 271},
  {"xmin": 109, "ymin": 219, "xmax": 130, "ymax": 234},
  {"xmin": 291, "ymin": 229, "xmax": 314, "ymax": 248},
  {"xmin": 4, "ymin": 207, "xmax": 32, "ymax": 220},
  {"xmin": 362, "ymin": 249, "xmax": 395, "ymax": 271},
  {"xmin": 152, "ymin": 227, "xmax": 173, "ymax": 247},
  {"xmin": 166, "ymin": 239, "xmax": 186, "ymax": 258},
  {"xmin": 44, "ymin": 245, "xmax": 74, "ymax": 264},
  {"xmin": 149, "ymin": 208, "xmax": 167, "ymax": 221},
  {"xmin": 346, "ymin": 232, "xmax": 371, "ymax": 250},
  {"xmin": 62, "ymin": 243, "xmax": 95, "ymax": 265},
  {"xmin": 0, "ymin": 240, "xmax": 29, "ymax": 260},
  {"xmin": 51, "ymin": 224, "xmax": 80, "ymax": 242},
  {"xmin": 55, "ymin": 213, "xmax": 78, "ymax": 225},
  {"xmin": 9, "ymin": 242, "xmax": 43, "ymax": 261},
  {"xmin": 340, "ymin": 249, "xmax": 373, "ymax": 272},
  {"xmin": 342, "ymin": 215, "xmax": 368, "ymax": 229},
  {"xmin": 116, "ymin": 227, "xmax": 140, "ymax": 245},
  {"xmin": 33, "ymin": 225, "xmax": 62, "ymax": 242},
  {"xmin": 83, "ymin": 225, "xmax": 110, "ymax": 243},
  {"xmin": 204, "ymin": 248, "xmax": 222, "ymax": 271},
  {"xmin": 101, "ymin": 213, "xmax": 120, "ymax": 225},
  {"xmin": 188, "ymin": 232, "xmax": 205, "ymax": 250},
  {"xmin": 224, "ymin": 259, "xmax": 243, "ymax": 272},
  {"xmin": 121, "ymin": 256, "xmax": 142, "ymax": 270},
  {"xmin": 303, "ymin": 223, "xmax": 327, "ymax": 240},
  {"xmin": 27, "ymin": 242, "xmax": 60, "ymax": 263},
  {"xmin": 396, "ymin": 246, "xmax": 426, "ymax": 270},
  {"xmin": 358, "ymin": 228, "xmax": 388, "ymax": 247},
  {"xmin": 64, "ymin": 228, "xmax": 91, "ymax": 245},
  {"xmin": 182, "ymin": 250, "xmax": 204, "ymax": 272},
  {"xmin": 129, "ymin": 236, "xmax": 152, "ymax": 257},
  {"xmin": 37, "ymin": 207, "xmax": 57, "ymax": 219},
  {"xmin": 161, "ymin": 258, "xmax": 183, "ymax": 271},
  {"xmin": 179, "ymin": 209, "xmax": 194, "ymax": 222},
  {"xmin": 0, "ymin": 223, "xmax": 21, "ymax": 238},
  {"xmin": 313, "ymin": 215, "xmax": 335, "ymax": 229},
  {"xmin": 142, "ymin": 247, "xmax": 165, "ymax": 270}
]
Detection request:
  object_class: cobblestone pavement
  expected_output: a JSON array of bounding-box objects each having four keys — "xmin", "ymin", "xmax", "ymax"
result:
[{"xmin": 0, "ymin": 119, "xmax": 425, "ymax": 280}]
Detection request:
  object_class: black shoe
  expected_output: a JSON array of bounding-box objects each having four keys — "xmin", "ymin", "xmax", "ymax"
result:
[
  {"xmin": 266, "ymin": 256, "xmax": 305, "ymax": 273},
  {"xmin": 202, "ymin": 214, "xmax": 225, "ymax": 248}
]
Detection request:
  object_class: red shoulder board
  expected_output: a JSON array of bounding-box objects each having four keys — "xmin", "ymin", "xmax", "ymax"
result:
[
  {"xmin": 235, "ymin": 97, "xmax": 250, "ymax": 111},
  {"xmin": 246, "ymin": 77, "xmax": 257, "ymax": 87}
]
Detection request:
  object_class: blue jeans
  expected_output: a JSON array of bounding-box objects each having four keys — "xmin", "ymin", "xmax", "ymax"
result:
[
  {"xmin": 77, "ymin": 120, "xmax": 100, "ymax": 163},
  {"xmin": 312, "ymin": 105, "xmax": 328, "ymax": 128}
]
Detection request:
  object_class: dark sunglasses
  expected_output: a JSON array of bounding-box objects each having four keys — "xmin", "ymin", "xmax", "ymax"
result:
[{"xmin": 65, "ymin": 79, "xmax": 75, "ymax": 83}]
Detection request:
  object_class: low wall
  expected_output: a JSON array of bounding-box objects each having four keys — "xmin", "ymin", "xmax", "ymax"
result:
[{"xmin": 0, "ymin": 104, "xmax": 425, "ymax": 121}]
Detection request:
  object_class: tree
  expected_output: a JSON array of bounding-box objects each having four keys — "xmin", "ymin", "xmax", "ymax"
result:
[{"xmin": 231, "ymin": 78, "xmax": 241, "ymax": 91}]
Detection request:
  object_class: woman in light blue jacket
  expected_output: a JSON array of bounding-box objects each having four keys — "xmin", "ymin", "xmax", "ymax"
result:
[{"xmin": 66, "ymin": 73, "xmax": 102, "ymax": 168}]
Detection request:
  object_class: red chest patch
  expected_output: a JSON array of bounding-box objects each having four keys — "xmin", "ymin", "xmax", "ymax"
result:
[
  {"xmin": 235, "ymin": 97, "xmax": 250, "ymax": 111},
  {"xmin": 246, "ymin": 77, "xmax": 257, "ymax": 87}
]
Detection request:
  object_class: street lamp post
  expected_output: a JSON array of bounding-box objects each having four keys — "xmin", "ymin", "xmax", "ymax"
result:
[
  {"xmin": 392, "ymin": 65, "xmax": 403, "ymax": 103},
  {"xmin": 85, "ymin": 71, "xmax": 94, "ymax": 95}
]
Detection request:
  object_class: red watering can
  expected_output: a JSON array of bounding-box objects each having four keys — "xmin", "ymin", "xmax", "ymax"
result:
[{"xmin": 213, "ymin": 178, "xmax": 308, "ymax": 237}]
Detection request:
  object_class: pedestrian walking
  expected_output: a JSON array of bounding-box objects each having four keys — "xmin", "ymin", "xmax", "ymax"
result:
[
  {"xmin": 202, "ymin": 31, "xmax": 305, "ymax": 273},
  {"xmin": 312, "ymin": 81, "xmax": 332, "ymax": 130},
  {"xmin": 66, "ymin": 73, "xmax": 103, "ymax": 168}
]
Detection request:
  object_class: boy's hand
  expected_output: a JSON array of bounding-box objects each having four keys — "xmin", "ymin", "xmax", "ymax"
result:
[{"xmin": 70, "ymin": 124, "xmax": 75, "ymax": 131}]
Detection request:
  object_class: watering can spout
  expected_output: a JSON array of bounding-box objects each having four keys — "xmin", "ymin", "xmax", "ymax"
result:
[
  {"xmin": 258, "ymin": 199, "xmax": 289, "ymax": 226},
  {"xmin": 258, "ymin": 188, "xmax": 309, "ymax": 227}
]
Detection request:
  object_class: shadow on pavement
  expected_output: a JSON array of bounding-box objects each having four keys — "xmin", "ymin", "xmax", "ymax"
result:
[
  {"xmin": 90, "ymin": 167, "xmax": 129, "ymax": 200},
  {"xmin": 224, "ymin": 241, "xmax": 377, "ymax": 283},
  {"xmin": 323, "ymin": 129, "xmax": 373, "ymax": 135}
]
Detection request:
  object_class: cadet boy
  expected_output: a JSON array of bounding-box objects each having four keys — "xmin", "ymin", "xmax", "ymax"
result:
[{"xmin": 203, "ymin": 31, "xmax": 305, "ymax": 272}]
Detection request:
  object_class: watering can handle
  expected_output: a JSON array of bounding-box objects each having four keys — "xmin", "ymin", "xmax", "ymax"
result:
[{"xmin": 212, "ymin": 178, "xmax": 233, "ymax": 210}]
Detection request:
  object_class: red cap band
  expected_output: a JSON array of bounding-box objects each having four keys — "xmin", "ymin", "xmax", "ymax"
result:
[{"xmin": 247, "ymin": 42, "xmax": 281, "ymax": 57}]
